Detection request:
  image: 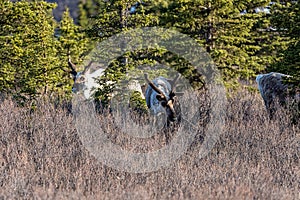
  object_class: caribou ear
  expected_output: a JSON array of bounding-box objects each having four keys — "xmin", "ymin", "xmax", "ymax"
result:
[
  {"xmin": 68, "ymin": 56, "xmax": 78, "ymax": 79},
  {"xmin": 82, "ymin": 61, "xmax": 94, "ymax": 75},
  {"xmin": 70, "ymin": 73, "xmax": 76, "ymax": 81}
]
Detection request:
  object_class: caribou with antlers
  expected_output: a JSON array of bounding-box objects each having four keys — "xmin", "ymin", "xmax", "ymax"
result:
[
  {"xmin": 144, "ymin": 73, "xmax": 181, "ymax": 125},
  {"xmin": 68, "ymin": 57, "xmax": 146, "ymax": 104},
  {"xmin": 68, "ymin": 57, "xmax": 108, "ymax": 99}
]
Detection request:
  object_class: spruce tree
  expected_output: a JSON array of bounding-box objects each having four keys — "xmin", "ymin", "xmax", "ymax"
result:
[
  {"xmin": 78, "ymin": 0, "xmax": 96, "ymax": 28},
  {"xmin": 152, "ymin": 0, "xmax": 279, "ymax": 89},
  {"xmin": 56, "ymin": 7, "xmax": 91, "ymax": 98},
  {"xmin": 0, "ymin": 1, "xmax": 60, "ymax": 102},
  {"xmin": 270, "ymin": 0, "xmax": 300, "ymax": 88},
  {"xmin": 89, "ymin": 0, "xmax": 159, "ymax": 106}
]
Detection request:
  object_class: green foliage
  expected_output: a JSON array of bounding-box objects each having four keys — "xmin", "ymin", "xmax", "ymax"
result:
[
  {"xmin": 2, "ymin": 0, "xmax": 299, "ymax": 104},
  {"xmin": 129, "ymin": 91, "xmax": 149, "ymax": 115},
  {"xmin": 0, "ymin": 1, "xmax": 93, "ymax": 103},
  {"xmin": 56, "ymin": 7, "xmax": 92, "ymax": 99},
  {"xmin": 152, "ymin": 0, "xmax": 280, "ymax": 89},
  {"xmin": 91, "ymin": 0, "xmax": 159, "ymax": 39},
  {"xmin": 58, "ymin": 7, "xmax": 91, "ymax": 59},
  {"xmin": 270, "ymin": 1, "xmax": 300, "ymax": 88},
  {"xmin": 0, "ymin": 1, "xmax": 60, "ymax": 102},
  {"xmin": 88, "ymin": 0, "xmax": 160, "ymax": 106},
  {"xmin": 86, "ymin": 0, "xmax": 288, "ymax": 92},
  {"xmin": 57, "ymin": 7, "xmax": 91, "ymax": 69},
  {"xmin": 78, "ymin": 0, "xmax": 95, "ymax": 28}
]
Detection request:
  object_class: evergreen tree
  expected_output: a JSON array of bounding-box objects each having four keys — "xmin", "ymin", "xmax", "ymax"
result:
[
  {"xmin": 56, "ymin": 7, "xmax": 91, "ymax": 98},
  {"xmin": 78, "ymin": 0, "xmax": 95, "ymax": 28},
  {"xmin": 0, "ymin": 1, "xmax": 61, "ymax": 102},
  {"xmin": 270, "ymin": 0, "xmax": 300, "ymax": 88},
  {"xmin": 151, "ymin": 0, "xmax": 280, "ymax": 89},
  {"xmin": 89, "ymin": 0, "xmax": 160, "ymax": 106},
  {"xmin": 91, "ymin": 0, "xmax": 158, "ymax": 39},
  {"xmin": 83, "ymin": 0, "xmax": 294, "ymax": 93}
]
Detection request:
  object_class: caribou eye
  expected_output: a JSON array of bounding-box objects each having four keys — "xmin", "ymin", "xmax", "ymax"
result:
[
  {"xmin": 79, "ymin": 76, "xmax": 85, "ymax": 82},
  {"xmin": 156, "ymin": 94, "xmax": 164, "ymax": 101}
]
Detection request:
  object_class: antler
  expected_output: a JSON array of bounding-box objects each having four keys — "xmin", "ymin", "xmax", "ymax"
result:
[
  {"xmin": 82, "ymin": 61, "xmax": 94, "ymax": 75},
  {"xmin": 68, "ymin": 56, "xmax": 78, "ymax": 77},
  {"xmin": 68, "ymin": 55, "xmax": 94, "ymax": 76},
  {"xmin": 144, "ymin": 74, "xmax": 167, "ymax": 99},
  {"xmin": 170, "ymin": 74, "xmax": 181, "ymax": 93}
]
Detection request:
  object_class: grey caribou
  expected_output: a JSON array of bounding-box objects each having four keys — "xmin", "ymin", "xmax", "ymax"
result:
[
  {"xmin": 255, "ymin": 72, "xmax": 298, "ymax": 119},
  {"xmin": 144, "ymin": 73, "xmax": 181, "ymax": 125}
]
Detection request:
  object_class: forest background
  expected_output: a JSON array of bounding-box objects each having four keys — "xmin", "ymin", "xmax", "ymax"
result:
[{"xmin": 1, "ymin": 0, "xmax": 299, "ymax": 102}]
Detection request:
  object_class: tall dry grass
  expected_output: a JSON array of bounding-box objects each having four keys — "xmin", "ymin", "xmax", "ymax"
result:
[{"xmin": 0, "ymin": 91, "xmax": 299, "ymax": 199}]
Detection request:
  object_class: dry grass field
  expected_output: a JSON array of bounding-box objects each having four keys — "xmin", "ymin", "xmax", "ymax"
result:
[{"xmin": 0, "ymin": 91, "xmax": 299, "ymax": 200}]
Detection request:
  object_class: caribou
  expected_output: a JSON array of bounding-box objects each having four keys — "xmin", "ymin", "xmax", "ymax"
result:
[
  {"xmin": 68, "ymin": 57, "xmax": 106, "ymax": 99},
  {"xmin": 255, "ymin": 72, "xmax": 297, "ymax": 119},
  {"xmin": 68, "ymin": 57, "xmax": 145, "ymax": 103},
  {"xmin": 144, "ymin": 73, "xmax": 181, "ymax": 125}
]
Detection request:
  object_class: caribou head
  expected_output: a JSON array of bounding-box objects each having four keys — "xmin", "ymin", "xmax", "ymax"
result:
[
  {"xmin": 68, "ymin": 57, "xmax": 105, "ymax": 99},
  {"xmin": 144, "ymin": 73, "xmax": 181, "ymax": 122}
]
